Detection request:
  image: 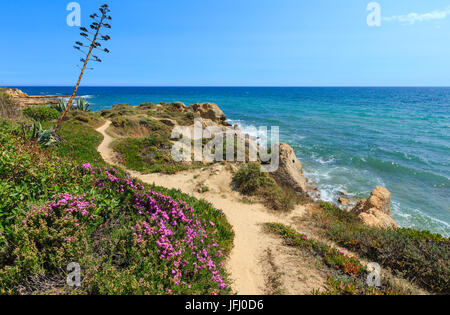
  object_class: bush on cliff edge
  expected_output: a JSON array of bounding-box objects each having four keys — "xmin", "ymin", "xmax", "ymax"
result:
[
  {"xmin": 316, "ymin": 202, "xmax": 450, "ymax": 294},
  {"xmin": 233, "ymin": 163, "xmax": 299, "ymax": 211}
]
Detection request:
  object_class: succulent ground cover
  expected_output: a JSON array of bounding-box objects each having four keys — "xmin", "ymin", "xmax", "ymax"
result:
[
  {"xmin": 264, "ymin": 223, "xmax": 406, "ymax": 295},
  {"xmin": 0, "ymin": 119, "xmax": 233, "ymax": 294},
  {"xmin": 309, "ymin": 202, "xmax": 450, "ymax": 294}
]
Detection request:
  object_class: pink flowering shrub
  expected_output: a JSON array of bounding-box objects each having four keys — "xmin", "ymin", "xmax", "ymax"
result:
[
  {"xmin": 0, "ymin": 165, "xmax": 233, "ymax": 295},
  {"xmin": 85, "ymin": 166, "xmax": 232, "ymax": 294},
  {"xmin": 0, "ymin": 193, "xmax": 96, "ymax": 294}
]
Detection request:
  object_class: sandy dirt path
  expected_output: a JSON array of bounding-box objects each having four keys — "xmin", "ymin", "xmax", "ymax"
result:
[{"xmin": 95, "ymin": 121, "xmax": 310, "ymax": 294}]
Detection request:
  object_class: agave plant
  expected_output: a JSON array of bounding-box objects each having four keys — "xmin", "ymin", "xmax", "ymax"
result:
[
  {"xmin": 73, "ymin": 97, "xmax": 90, "ymax": 112},
  {"xmin": 30, "ymin": 122, "xmax": 57, "ymax": 147},
  {"xmin": 55, "ymin": 99, "xmax": 68, "ymax": 113}
]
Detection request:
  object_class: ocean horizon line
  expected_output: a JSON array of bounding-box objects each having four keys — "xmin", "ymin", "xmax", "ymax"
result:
[{"xmin": 5, "ymin": 85, "xmax": 450, "ymax": 89}]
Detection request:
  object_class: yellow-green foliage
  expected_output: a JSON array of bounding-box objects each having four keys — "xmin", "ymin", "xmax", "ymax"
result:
[
  {"xmin": 101, "ymin": 102, "xmax": 198, "ymax": 131},
  {"xmin": 233, "ymin": 163, "xmax": 299, "ymax": 211},
  {"xmin": 22, "ymin": 106, "xmax": 60, "ymax": 122},
  {"xmin": 265, "ymin": 223, "xmax": 406, "ymax": 295},
  {"xmin": 316, "ymin": 202, "xmax": 450, "ymax": 294}
]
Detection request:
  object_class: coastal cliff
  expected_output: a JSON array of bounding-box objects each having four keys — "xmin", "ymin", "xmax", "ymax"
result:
[
  {"xmin": 0, "ymin": 92, "xmax": 447, "ymax": 295},
  {"xmin": 101, "ymin": 100, "xmax": 401, "ymax": 230},
  {"xmin": 0, "ymin": 87, "xmax": 64, "ymax": 107}
]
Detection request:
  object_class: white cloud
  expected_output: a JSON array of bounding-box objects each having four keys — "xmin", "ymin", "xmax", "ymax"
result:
[{"xmin": 384, "ymin": 7, "xmax": 450, "ymax": 25}]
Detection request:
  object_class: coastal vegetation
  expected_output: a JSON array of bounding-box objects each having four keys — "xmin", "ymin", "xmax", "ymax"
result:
[
  {"xmin": 0, "ymin": 88, "xmax": 448, "ymax": 295},
  {"xmin": 23, "ymin": 105, "xmax": 60, "ymax": 122},
  {"xmin": 232, "ymin": 163, "xmax": 301, "ymax": 211},
  {"xmin": 43, "ymin": 116, "xmax": 105, "ymax": 166},
  {"xmin": 55, "ymin": 98, "xmax": 91, "ymax": 113},
  {"xmin": 100, "ymin": 103, "xmax": 202, "ymax": 174},
  {"xmin": 0, "ymin": 92, "xmax": 20, "ymax": 120},
  {"xmin": 310, "ymin": 202, "xmax": 449, "ymax": 294},
  {"xmin": 264, "ymin": 223, "xmax": 406, "ymax": 295},
  {"xmin": 0, "ymin": 117, "xmax": 233, "ymax": 294}
]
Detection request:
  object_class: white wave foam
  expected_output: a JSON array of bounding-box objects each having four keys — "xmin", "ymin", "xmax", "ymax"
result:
[
  {"xmin": 391, "ymin": 201, "xmax": 449, "ymax": 236},
  {"xmin": 227, "ymin": 119, "xmax": 269, "ymax": 145}
]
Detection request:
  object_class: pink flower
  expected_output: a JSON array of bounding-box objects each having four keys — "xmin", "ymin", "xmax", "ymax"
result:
[{"xmin": 81, "ymin": 163, "xmax": 93, "ymax": 170}]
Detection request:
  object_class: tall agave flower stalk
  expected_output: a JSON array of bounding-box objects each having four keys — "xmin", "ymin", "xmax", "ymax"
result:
[{"xmin": 54, "ymin": 4, "xmax": 111, "ymax": 133}]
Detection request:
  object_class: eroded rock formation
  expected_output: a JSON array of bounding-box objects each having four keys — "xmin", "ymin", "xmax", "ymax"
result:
[
  {"xmin": 270, "ymin": 143, "xmax": 308, "ymax": 194},
  {"xmin": 1, "ymin": 88, "xmax": 64, "ymax": 107},
  {"xmin": 188, "ymin": 103, "xmax": 227, "ymax": 124},
  {"xmin": 351, "ymin": 186, "xmax": 398, "ymax": 229}
]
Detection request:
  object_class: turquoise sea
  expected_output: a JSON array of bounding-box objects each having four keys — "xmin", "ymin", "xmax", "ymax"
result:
[{"xmin": 16, "ymin": 87, "xmax": 450, "ymax": 236}]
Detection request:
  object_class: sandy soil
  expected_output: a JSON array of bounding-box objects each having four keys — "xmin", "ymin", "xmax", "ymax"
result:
[{"xmin": 95, "ymin": 121, "xmax": 327, "ymax": 294}]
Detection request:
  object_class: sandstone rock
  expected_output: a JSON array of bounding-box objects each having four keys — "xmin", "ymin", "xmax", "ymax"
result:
[
  {"xmin": 162, "ymin": 102, "xmax": 186, "ymax": 112},
  {"xmin": 1, "ymin": 87, "xmax": 66, "ymax": 107},
  {"xmin": 4, "ymin": 88, "xmax": 26, "ymax": 98},
  {"xmin": 351, "ymin": 186, "xmax": 398, "ymax": 229},
  {"xmin": 188, "ymin": 103, "xmax": 227, "ymax": 124},
  {"xmin": 358, "ymin": 208, "xmax": 398, "ymax": 229},
  {"xmin": 338, "ymin": 197, "xmax": 349, "ymax": 206},
  {"xmin": 158, "ymin": 118, "xmax": 177, "ymax": 127},
  {"xmin": 365, "ymin": 186, "xmax": 391, "ymax": 214},
  {"xmin": 270, "ymin": 143, "xmax": 307, "ymax": 194}
]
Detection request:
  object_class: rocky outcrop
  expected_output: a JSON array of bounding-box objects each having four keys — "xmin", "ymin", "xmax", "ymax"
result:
[
  {"xmin": 1, "ymin": 87, "xmax": 65, "ymax": 107},
  {"xmin": 188, "ymin": 103, "xmax": 227, "ymax": 124},
  {"xmin": 157, "ymin": 118, "xmax": 177, "ymax": 127},
  {"xmin": 270, "ymin": 143, "xmax": 308, "ymax": 194},
  {"xmin": 161, "ymin": 101, "xmax": 187, "ymax": 112},
  {"xmin": 351, "ymin": 186, "xmax": 398, "ymax": 229},
  {"xmin": 338, "ymin": 197, "xmax": 349, "ymax": 206}
]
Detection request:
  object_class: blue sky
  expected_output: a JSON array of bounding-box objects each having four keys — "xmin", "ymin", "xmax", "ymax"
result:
[{"xmin": 1, "ymin": 0, "xmax": 449, "ymax": 86}]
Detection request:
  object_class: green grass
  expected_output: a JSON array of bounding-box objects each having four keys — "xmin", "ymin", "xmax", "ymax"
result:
[
  {"xmin": 313, "ymin": 202, "xmax": 450, "ymax": 294},
  {"xmin": 42, "ymin": 116, "xmax": 106, "ymax": 167},
  {"xmin": 113, "ymin": 135, "xmax": 204, "ymax": 175},
  {"xmin": 199, "ymin": 185, "xmax": 210, "ymax": 193}
]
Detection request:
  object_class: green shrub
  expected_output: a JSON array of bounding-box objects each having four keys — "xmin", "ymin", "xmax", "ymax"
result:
[
  {"xmin": 0, "ymin": 167, "xmax": 234, "ymax": 295},
  {"xmin": 22, "ymin": 106, "xmax": 59, "ymax": 122},
  {"xmin": 265, "ymin": 223, "xmax": 405, "ymax": 295},
  {"xmin": 233, "ymin": 163, "xmax": 299, "ymax": 211},
  {"xmin": 317, "ymin": 202, "xmax": 450, "ymax": 294},
  {"xmin": 233, "ymin": 163, "xmax": 272, "ymax": 195},
  {"xmin": 0, "ymin": 120, "xmax": 88, "ymax": 234}
]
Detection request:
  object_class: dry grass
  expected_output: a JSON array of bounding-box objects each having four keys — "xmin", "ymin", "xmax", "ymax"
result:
[
  {"xmin": 263, "ymin": 248, "xmax": 285, "ymax": 295},
  {"xmin": 0, "ymin": 93, "xmax": 21, "ymax": 120}
]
